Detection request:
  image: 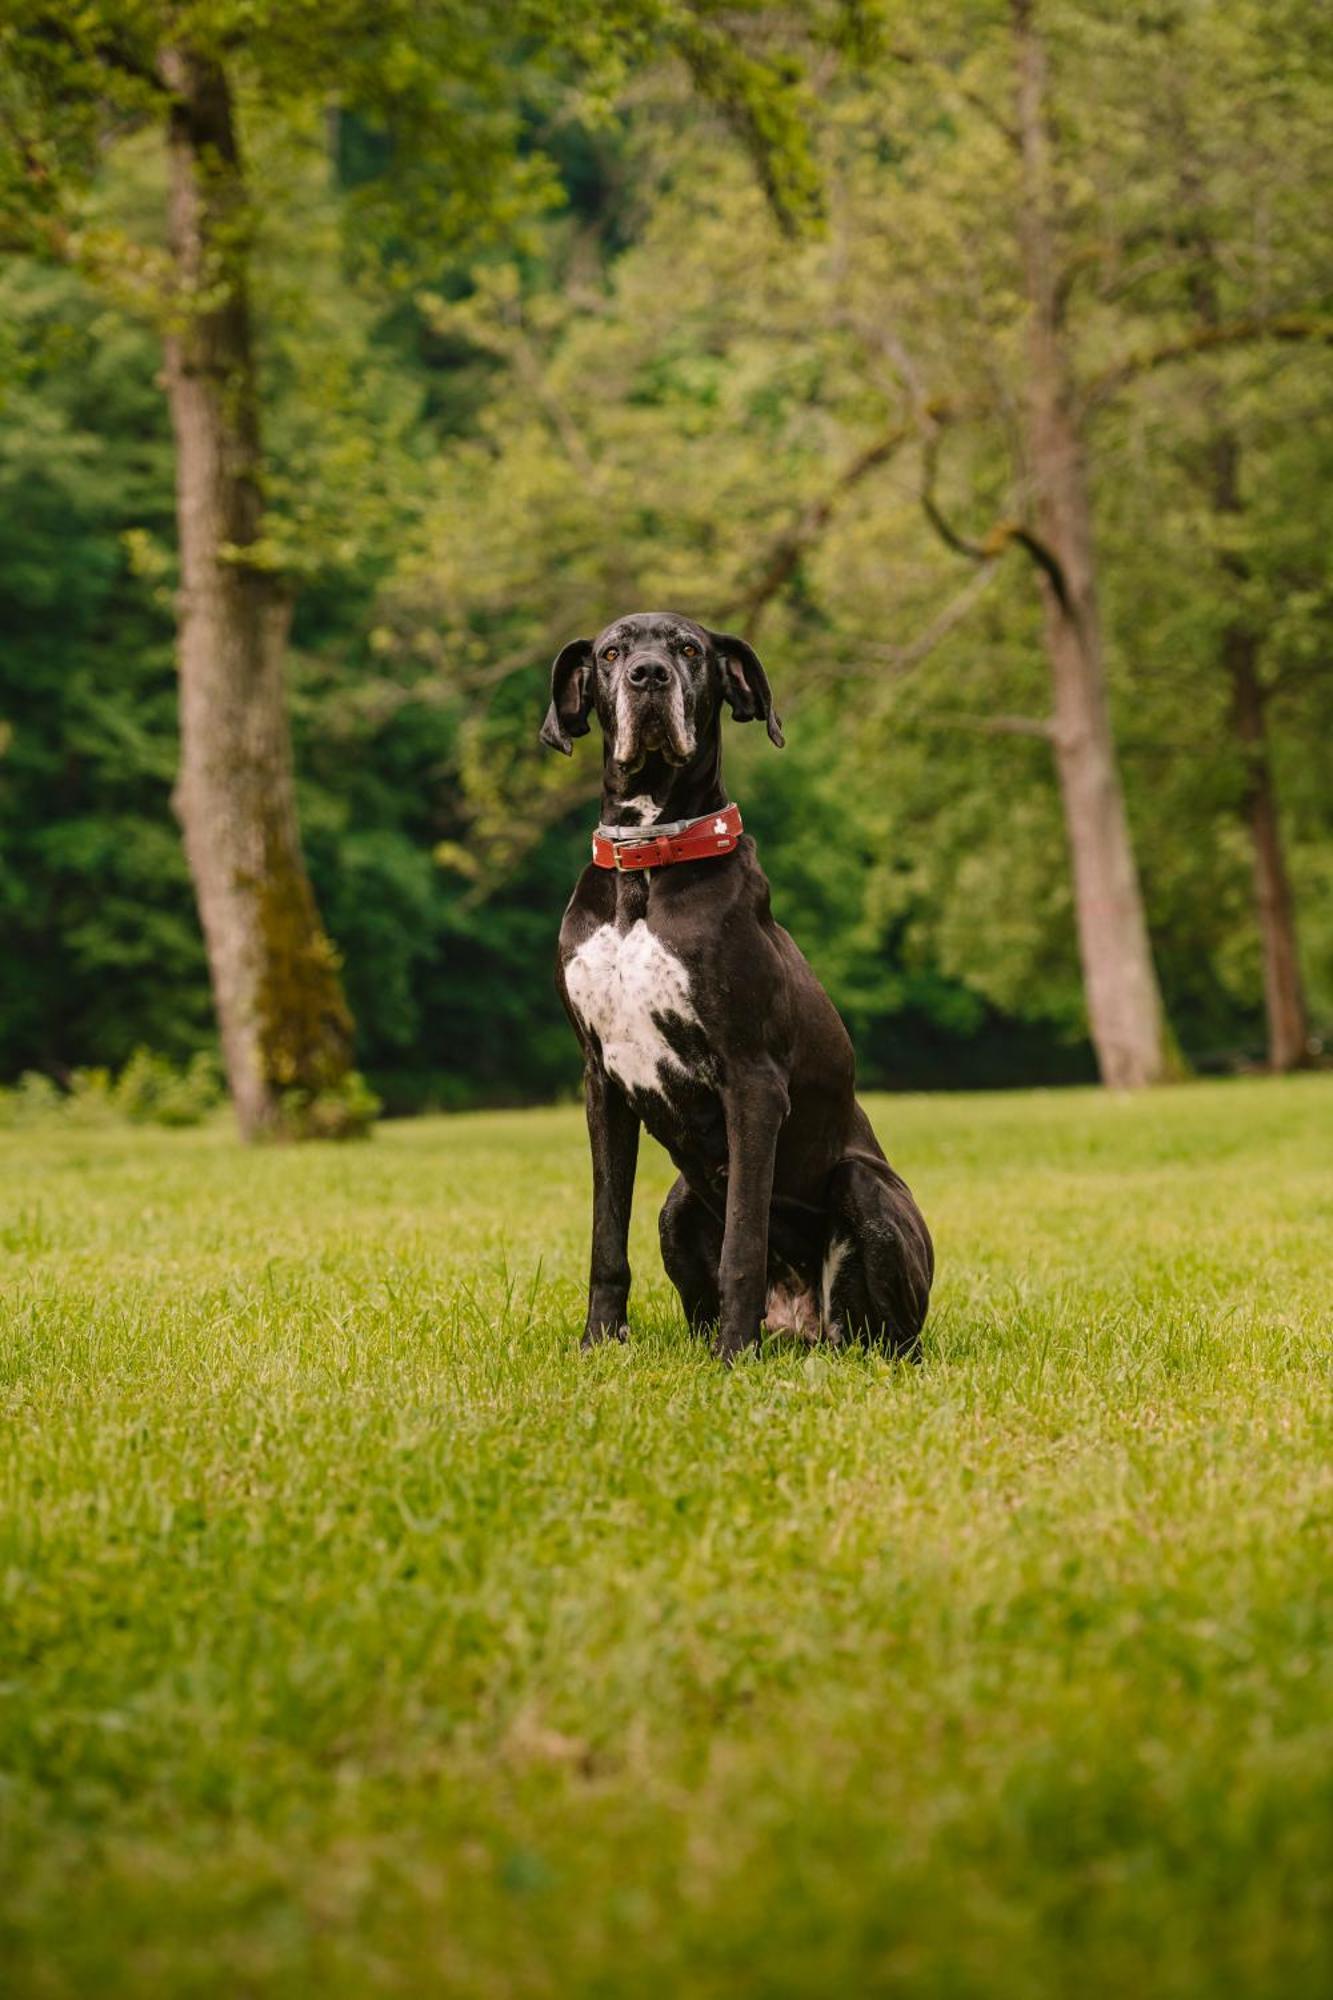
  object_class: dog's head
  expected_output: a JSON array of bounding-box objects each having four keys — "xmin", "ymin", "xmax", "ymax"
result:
[{"xmin": 539, "ymin": 611, "xmax": 784, "ymax": 768}]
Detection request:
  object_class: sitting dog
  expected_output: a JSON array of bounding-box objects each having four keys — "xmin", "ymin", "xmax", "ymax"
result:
[{"xmin": 541, "ymin": 610, "xmax": 933, "ymax": 1361}]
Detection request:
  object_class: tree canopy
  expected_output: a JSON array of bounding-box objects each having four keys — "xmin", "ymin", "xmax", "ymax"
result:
[{"xmin": 1, "ymin": 0, "xmax": 1330, "ymax": 1107}]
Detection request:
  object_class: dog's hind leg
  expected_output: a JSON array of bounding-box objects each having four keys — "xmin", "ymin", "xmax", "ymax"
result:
[
  {"xmin": 823, "ymin": 1153, "xmax": 934, "ymax": 1355},
  {"xmin": 659, "ymin": 1176, "xmax": 724, "ymax": 1337}
]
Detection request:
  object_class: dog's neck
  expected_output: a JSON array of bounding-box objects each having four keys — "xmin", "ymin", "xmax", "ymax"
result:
[{"xmin": 599, "ymin": 729, "xmax": 727, "ymax": 830}]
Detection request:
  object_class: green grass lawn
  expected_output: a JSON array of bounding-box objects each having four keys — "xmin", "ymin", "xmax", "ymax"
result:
[{"xmin": 2, "ymin": 1077, "xmax": 1331, "ymax": 1998}]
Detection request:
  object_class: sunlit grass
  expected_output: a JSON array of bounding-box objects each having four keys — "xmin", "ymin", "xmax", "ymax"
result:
[{"xmin": 2, "ymin": 1076, "xmax": 1331, "ymax": 1997}]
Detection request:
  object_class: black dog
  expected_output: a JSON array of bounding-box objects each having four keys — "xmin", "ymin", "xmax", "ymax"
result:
[{"xmin": 541, "ymin": 610, "xmax": 933, "ymax": 1362}]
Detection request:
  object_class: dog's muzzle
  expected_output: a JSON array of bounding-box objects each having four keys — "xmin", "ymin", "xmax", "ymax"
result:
[{"xmin": 614, "ymin": 661, "xmax": 693, "ymax": 765}]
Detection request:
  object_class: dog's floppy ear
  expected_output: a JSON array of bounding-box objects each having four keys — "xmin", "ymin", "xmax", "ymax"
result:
[
  {"xmin": 708, "ymin": 629, "xmax": 785, "ymax": 747},
  {"xmin": 539, "ymin": 638, "xmax": 595, "ymax": 754}
]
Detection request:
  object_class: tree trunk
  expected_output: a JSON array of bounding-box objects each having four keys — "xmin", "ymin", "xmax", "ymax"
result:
[
  {"xmin": 1011, "ymin": 0, "xmax": 1169, "ymax": 1087},
  {"xmin": 160, "ymin": 46, "xmax": 354, "ymax": 1139},
  {"xmin": 1228, "ymin": 629, "xmax": 1311, "ymax": 1070},
  {"xmin": 1179, "ymin": 240, "xmax": 1313, "ymax": 1071}
]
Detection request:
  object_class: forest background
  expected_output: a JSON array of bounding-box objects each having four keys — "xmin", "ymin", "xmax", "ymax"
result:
[{"xmin": 2, "ymin": 0, "xmax": 1330, "ymax": 1122}]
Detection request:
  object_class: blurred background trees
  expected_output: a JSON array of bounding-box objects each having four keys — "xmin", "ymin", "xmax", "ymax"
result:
[{"xmin": 1, "ymin": 0, "xmax": 1329, "ymax": 1119}]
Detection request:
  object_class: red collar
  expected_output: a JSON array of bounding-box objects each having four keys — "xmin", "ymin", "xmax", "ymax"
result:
[{"xmin": 592, "ymin": 802, "xmax": 743, "ymax": 872}]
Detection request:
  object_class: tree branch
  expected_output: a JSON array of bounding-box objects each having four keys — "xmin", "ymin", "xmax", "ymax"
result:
[
  {"xmin": 919, "ymin": 426, "xmax": 1071, "ymax": 612},
  {"xmin": 865, "ymin": 563, "xmax": 1003, "ymax": 672},
  {"xmin": 1050, "ymin": 223, "xmax": 1190, "ymax": 323},
  {"xmin": 886, "ymin": 43, "xmax": 1019, "ymax": 150},
  {"xmin": 1264, "ymin": 655, "xmax": 1333, "ymax": 701},
  {"xmin": 1087, "ymin": 313, "xmax": 1333, "ymax": 405},
  {"xmin": 723, "ymin": 424, "xmax": 911, "ymax": 634},
  {"xmin": 793, "ymin": 565, "xmax": 1006, "ymax": 709}
]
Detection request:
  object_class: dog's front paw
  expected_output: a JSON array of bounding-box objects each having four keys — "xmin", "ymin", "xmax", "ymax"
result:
[
  {"xmin": 711, "ymin": 1325, "xmax": 759, "ymax": 1366},
  {"xmin": 581, "ymin": 1320, "xmax": 630, "ymax": 1351}
]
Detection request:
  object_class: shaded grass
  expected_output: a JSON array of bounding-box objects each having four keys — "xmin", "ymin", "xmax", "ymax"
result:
[{"xmin": 1, "ymin": 1076, "xmax": 1331, "ymax": 1997}]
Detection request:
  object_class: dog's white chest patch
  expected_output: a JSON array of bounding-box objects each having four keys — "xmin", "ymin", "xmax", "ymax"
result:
[{"xmin": 565, "ymin": 921, "xmax": 702, "ymax": 1098}]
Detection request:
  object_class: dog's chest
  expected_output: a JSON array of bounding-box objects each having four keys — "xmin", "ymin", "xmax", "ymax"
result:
[{"xmin": 564, "ymin": 920, "xmax": 710, "ymax": 1100}]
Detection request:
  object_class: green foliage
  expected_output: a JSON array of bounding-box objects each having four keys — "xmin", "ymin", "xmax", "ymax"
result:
[
  {"xmin": 1, "ymin": 1080, "xmax": 1332, "ymax": 1992},
  {"xmin": 276, "ymin": 1068, "xmax": 382, "ymax": 1142},
  {"xmin": 0, "ymin": 1042, "xmax": 378, "ymax": 1136},
  {"xmin": 0, "ymin": 259, "xmax": 208, "ymax": 1073},
  {"xmin": 371, "ymin": 4, "xmax": 1332, "ymax": 1084},
  {"xmin": 0, "ymin": 1047, "xmax": 223, "ymax": 1128},
  {"xmin": 106, "ymin": 1045, "xmax": 224, "ymax": 1125},
  {"xmin": 1, "ymin": 1, "xmax": 1330, "ymax": 1100}
]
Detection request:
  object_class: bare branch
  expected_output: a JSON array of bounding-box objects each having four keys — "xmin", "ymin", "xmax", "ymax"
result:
[
  {"xmin": 795, "ymin": 566, "xmax": 1005, "ymax": 710},
  {"xmin": 919, "ymin": 429, "xmax": 990, "ymax": 564},
  {"xmin": 1051, "ymin": 223, "xmax": 1192, "ymax": 322},
  {"xmin": 1087, "ymin": 313, "xmax": 1333, "ymax": 406},
  {"xmin": 919, "ymin": 426, "xmax": 1072, "ymax": 611},
  {"xmin": 886, "ymin": 43, "xmax": 1019, "ymax": 150},
  {"xmin": 723, "ymin": 424, "xmax": 911, "ymax": 634},
  {"xmin": 866, "ymin": 563, "xmax": 1003, "ymax": 672}
]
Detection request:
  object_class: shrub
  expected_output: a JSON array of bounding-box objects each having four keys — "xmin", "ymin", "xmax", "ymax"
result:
[
  {"xmin": 0, "ymin": 1071, "xmax": 65, "ymax": 1126},
  {"xmin": 277, "ymin": 1069, "xmax": 382, "ymax": 1141},
  {"xmin": 110, "ymin": 1048, "xmax": 224, "ymax": 1126},
  {"xmin": 0, "ymin": 1049, "xmax": 224, "ymax": 1129}
]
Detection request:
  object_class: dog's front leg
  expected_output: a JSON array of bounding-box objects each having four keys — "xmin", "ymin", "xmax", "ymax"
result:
[
  {"xmin": 581, "ymin": 1058, "xmax": 640, "ymax": 1349},
  {"xmin": 715, "ymin": 1066, "xmax": 789, "ymax": 1363}
]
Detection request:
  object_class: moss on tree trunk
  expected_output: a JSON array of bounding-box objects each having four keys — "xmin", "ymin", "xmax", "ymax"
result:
[{"xmin": 160, "ymin": 44, "xmax": 364, "ymax": 1140}]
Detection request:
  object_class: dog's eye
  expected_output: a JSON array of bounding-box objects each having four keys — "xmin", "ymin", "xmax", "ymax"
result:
[
  {"xmin": 681, "ymin": 643, "xmax": 698, "ymax": 659},
  {"xmin": 603, "ymin": 646, "xmax": 619, "ymax": 663}
]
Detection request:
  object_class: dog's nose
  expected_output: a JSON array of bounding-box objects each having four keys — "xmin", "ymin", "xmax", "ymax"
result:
[{"xmin": 627, "ymin": 656, "xmax": 671, "ymax": 691}]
